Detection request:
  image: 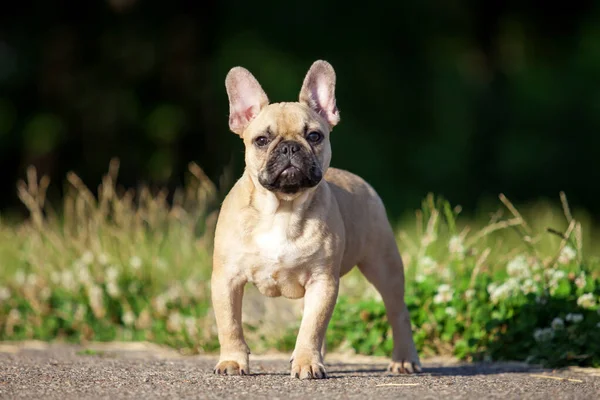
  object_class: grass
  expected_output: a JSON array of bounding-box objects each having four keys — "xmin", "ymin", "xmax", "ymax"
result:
[
  {"xmin": 76, "ymin": 349, "xmax": 106, "ymax": 357},
  {"xmin": 0, "ymin": 160, "xmax": 599, "ymax": 367}
]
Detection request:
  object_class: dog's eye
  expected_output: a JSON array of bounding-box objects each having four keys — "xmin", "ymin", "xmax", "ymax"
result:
[
  {"xmin": 306, "ymin": 131, "xmax": 322, "ymax": 144},
  {"xmin": 254, "ymin": 136, "xmax": 270, "ymax": 147}
]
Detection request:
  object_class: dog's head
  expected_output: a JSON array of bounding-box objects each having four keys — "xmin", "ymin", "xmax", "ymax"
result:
[{"xmin": 225, "ymin": 60, "xmax": 340, "ymax": 200}]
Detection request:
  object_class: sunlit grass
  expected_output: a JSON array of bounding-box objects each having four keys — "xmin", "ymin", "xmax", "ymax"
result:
[
  {"xmin": 0, "ymin": 161, "xmax": 599, "ymax": 367},
  {"xmin": 0, "ymin": 160, "xmax": 219, "ymax": 352}
]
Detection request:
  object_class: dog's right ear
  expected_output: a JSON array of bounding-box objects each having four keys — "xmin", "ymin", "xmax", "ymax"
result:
[{"xmin": 225, "ymin": 67, "xmax": 269, "ymax": 136}]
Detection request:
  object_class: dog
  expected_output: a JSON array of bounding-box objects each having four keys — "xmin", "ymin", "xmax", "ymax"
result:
[{"xmin": 211, "ymin": 60, "xmax": 421, "ymax": 379}]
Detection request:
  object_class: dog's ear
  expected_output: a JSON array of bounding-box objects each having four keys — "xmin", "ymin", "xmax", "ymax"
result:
[
  {"xmin": 225, "ymin": 67, "xmax": 269, "ymax": 136},
  {"xmin": 299, "ymin": 60, "xmax": 340, "ymax": 127}
]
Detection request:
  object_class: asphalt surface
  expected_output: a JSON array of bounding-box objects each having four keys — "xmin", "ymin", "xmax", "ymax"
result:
[{"xmin": 1, "ymin": 342, "xmax": 599, "ymax": 399}]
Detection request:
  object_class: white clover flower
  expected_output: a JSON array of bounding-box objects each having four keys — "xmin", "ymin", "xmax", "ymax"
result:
[
  {"xmin": 533, "ymin": 327, "xmax": 554, "ymax": 342},
  {"xmin": 415, "ymin": 274, "xmax": 426, "ymax": 283},
  {"xmin": 521, "ymin": 279, "xmax": 537, "ymax": 295},
  {"xmin": 445, "ymin": 307, "xmax": 457, "ymax": 318},
  {"xmin": 185, "ymin": 317, "xmax": 198, "ymax": 337},
  {"xmin": 507, "ymin": 255, "xmax": 529, "ymax": 278},
  {"xmin": 129, "ymin": 256, "xmax": 142, "ymax": 270},
  {"xmin": 558, "ymin": 246, "xmax": 576, "ymax": 264},
  {"xmin": 448, "ymin": 236, "xmax": 464, "ymax": 256},
  {"xmin": 0, "ymin": 286, "xmax": 11, "ymax": 301},
  {"xmin": 488, "ymin": 279, "xmax": 519, "ymax": 304},
  {"xmin": 77, "ymin": 266, "xmax": 92, "ymax": 284},
  {"xmin": 418, "ymin": 256, "xmax": 436, "ymax": 273},
  {"xmin": 566, "ymin": 313, "xmax": 583, "ymax": 323},
  {"xmin": 106, "ymin": 282, "xmax": 120, "ymax": 298},
  {"xmin": 464, "ymin": 289, "xmax": 475, "ymax": 300},
  {"xmin": 61, "ymin": 270, "xmax": 77, "ymax": 291},
  {"xmin": 97, "ymin": 253, "xmax": 109, "ymax": 266},
  {"xmin": 122, "ymin": 310, "xmax": 136, "ymax": 326},
  {"xmin": 575, "ymin": 272, "xmax": 586, "ymax": 290},
  {"xmin": 576, "ymin": 293, "xmax": 596, "ymax": 309},
  {"xmin": 547, "ymin": 269, "xmax": 566, "ymax": 294},
  {"xmin": 433, "ymin": 293, "xmax": 447, "ymax": 304},
  {"xmin": 551, "ymin": 317, "xmax": 564, "ymax": 330},
  {"xmin": 167, "ymin": 312, "xmax": 182, "ymax": 332},
  {"xmin": 545, "ymin": 269, "xmax": 566, "ymax": 284},
  {"xmin": 81, "ymin": 251, "xmax": 94, "ymax": 265},
  {"xmin": 553, "ymin": 270, "xmax": 566, "ymax": 280},
  {"xmin": 433, "ymin": 284, "xmax": 454, "ymax": 304},
  {"xmin": 106, "ymin": 266, "xmax": 119, "ymax": 282},
  {"xmin": 489, "ymin": 284, "xmax": 510, "ymax": 304}
]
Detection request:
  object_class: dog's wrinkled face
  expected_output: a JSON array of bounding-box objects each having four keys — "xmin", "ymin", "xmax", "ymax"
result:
[
  {"xmin": 249, "ymin": 103, "xmax": 329, "ymax": 195},
  {"xmin": 225, "ymin": 61, "xmax": 340, "ymax": 199}
]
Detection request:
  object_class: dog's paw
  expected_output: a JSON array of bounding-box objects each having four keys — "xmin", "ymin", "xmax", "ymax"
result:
[
  {"xmin": 290, "ymin": 352, "xmax": 327, "ymax": 379},
  {"xmin": 387, "ymin": 360, "xmax": 422, "ymax": 374},
  {"xmin": 213, "ymin": 360, "xmax": 248, "ymax": 376}
]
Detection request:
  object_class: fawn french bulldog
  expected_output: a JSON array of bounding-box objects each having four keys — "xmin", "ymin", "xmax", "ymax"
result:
[{"xmin": 211, "ymin": 60, "xmax": 421, "ymax": 379}]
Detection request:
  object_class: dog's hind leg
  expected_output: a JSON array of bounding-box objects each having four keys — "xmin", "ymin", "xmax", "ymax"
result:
[{"xmin": 357, "ymin": 243, "xmax": 421, "ymax": 374}]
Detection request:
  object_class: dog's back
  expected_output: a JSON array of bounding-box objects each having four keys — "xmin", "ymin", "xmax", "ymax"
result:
[{"xmin": 324, "ymin": 167, "xmax": 399, "ymax": 276}]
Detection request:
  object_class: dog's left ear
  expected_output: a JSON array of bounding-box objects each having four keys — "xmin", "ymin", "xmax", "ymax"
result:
[{"xmin": 299, "ymin": 60, "xmax": 340, "ymax": 127}]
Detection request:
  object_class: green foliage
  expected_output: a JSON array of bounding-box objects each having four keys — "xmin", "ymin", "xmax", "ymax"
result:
[
  {"xmin": 0, "ymin": 164, "xmax": 599, "ymax": 368},
  {"xmin": 327, "ymin": 196, "xmax": 600, "ymax": 368}
]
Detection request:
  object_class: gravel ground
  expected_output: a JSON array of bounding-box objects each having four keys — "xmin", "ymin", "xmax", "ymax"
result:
[{"xmin": 1, "ymin": 342, "xmax": 599, "ymax": 399}]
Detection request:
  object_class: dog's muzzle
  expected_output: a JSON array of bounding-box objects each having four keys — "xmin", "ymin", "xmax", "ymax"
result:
[{"xmin": 258, "ymin": 140, "xmax": 323, "ymax": 194}]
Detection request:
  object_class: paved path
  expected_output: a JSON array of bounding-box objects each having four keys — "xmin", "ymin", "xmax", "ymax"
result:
[{"xmin": 1, "ymin": 342, "xmax": 599, "ymax": 399}]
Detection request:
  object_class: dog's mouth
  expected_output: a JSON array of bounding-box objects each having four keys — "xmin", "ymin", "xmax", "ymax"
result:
[{"xmin": 258, "ymin": 158, "xmax": 323, "ymax": 194}]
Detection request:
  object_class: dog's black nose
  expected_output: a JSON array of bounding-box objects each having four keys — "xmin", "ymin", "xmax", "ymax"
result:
[{"xmin": 279, "ymin": 140, "xmax": 301, "ymax": 155}]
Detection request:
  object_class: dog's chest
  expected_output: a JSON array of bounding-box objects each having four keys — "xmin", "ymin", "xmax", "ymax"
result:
[
  {"xmin": 254, "ymin": 226, "xmax": 303, "ymax": 266},
  {"xmin": 244, "ymin": 217, "xmax": 322, "ymax": 298}
]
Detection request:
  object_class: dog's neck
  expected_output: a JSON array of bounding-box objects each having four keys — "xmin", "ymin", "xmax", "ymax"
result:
[{"xmin": 243, "ymin": 171, "xmax": 321, "ymax": 217}]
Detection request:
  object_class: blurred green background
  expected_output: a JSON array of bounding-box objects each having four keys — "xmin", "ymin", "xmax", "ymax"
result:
[{"xmin": 1, "ymin": 0, "xmax": 599, "ymax": 220}]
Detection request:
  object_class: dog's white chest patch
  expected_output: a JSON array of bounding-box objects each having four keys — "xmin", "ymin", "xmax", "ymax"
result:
[
  {"xmin": 254, "ymin": 223, "xmax": 304, "ymax": 268},
  {"xmin": 245, "ymin": 215, "xmax": 320, "ymax": 298}
]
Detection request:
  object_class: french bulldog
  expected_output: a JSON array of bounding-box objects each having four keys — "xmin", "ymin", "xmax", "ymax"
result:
[{"xmin": 211, "ymin": 60, "xmax": 421, "ymax": 379}]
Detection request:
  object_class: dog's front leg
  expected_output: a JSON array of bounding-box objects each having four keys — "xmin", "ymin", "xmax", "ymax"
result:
[
  {"xmin": 211, "ymin": 271, "xmax": 250, "ymax": 375},
  {"xmin": 290, "ymin": 274, "xmax": 338, "ymax": 379}
]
